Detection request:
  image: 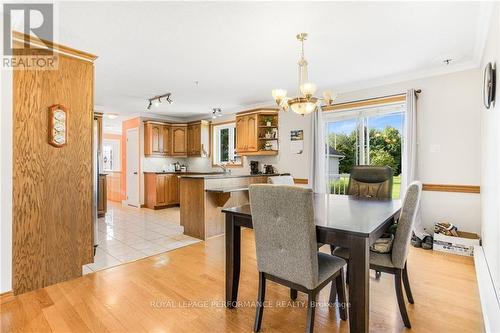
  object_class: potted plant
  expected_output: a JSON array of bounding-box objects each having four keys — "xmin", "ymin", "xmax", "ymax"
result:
[{"xmin": 263, "ymin": 116, "xmax": 273, "ymax": 127}]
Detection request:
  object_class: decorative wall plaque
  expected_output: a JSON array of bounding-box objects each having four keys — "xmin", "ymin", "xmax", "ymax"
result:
[{"xmin": 48, "ymin": 104, "xmax": 67, "ymax": 147}]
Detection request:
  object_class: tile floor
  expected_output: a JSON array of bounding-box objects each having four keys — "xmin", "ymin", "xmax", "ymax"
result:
[{"xmin": 82, "ymin": 201, "xmax": 200, "ymax": 274}]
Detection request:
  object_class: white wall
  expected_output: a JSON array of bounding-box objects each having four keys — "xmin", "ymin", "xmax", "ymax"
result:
[
  {"xmin": 258, "ymin": 69, "xmax": 483, "ymax": 234},
  {"xmin": 479, "ymin": 4, "xmax": 500, "ymax": 301},
  {"xmin": 0, "ymin": 66, "xmax": 13, "ymax": 293}
]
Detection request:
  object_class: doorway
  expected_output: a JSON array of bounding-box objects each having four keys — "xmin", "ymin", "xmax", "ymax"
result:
[
  {"xmin": 324, "ymin": 103, "xmax": 405, "ymax": 198},
  {"xmin": 126, "ymin": 128, "xmax": 139, "ymax": 207}
]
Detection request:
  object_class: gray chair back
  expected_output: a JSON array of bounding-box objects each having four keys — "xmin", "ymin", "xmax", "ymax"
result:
[
  {"xmin": 267, "ymin": 175, "xmax": 295, "ymax": 185},
  {"xmin": 249, "ymin": 184, "xmax": 319, "ymax": 290},
  {"xmin": 347, "ymin": 166, "xmax": 393, "ymax": 199},
  {"xmin": 391, "ymin": 181, "xmax": 422, "ymax": 269}
]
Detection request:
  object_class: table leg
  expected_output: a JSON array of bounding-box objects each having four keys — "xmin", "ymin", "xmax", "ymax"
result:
[
  {"xmin": 348, "ymin": 236, "xmax": 370, "ymax": 333},
  {"xmin": 225, "ymin": 213, "xmax": 241, "ymax": 308}
]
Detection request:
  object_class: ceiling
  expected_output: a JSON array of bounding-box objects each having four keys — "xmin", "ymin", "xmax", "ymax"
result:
[{"xmin": 58, "ymin": 1, "xmax": 492, "ymax": 122}]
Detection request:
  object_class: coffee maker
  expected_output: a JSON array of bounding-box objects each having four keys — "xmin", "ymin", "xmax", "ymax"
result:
[{"xmin": 250, "ymin": 161, "xmax": 260, "ymax": 175}]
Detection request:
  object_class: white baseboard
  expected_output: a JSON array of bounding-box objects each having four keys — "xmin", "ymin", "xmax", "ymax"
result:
[{"xmin": 474, "ymin": 245, "xmax": 500, "ymax": 333}]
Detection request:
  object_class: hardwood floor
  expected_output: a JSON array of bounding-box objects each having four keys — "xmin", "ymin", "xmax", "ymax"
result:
[{"xmin": 1, "ymin": 229, "xmax": 483, "ymax": 332}]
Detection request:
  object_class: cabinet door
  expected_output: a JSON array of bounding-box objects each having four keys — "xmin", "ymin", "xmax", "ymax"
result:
[
  {"xmin": 162, "ymin": 125, "xmax": 170, "ymax": 155},
  {"xmin": 151, "ymin": 124, "xmax": 161, "ymax": 154},
  {"xmin": 235, "ymin": 116, "xmax": 247, "ymax": 152},
  {"xmin": 246, "ymin": 115, "xmax": 258, "ymax": 151},
  {"xmin": 166, "ymin": 175, "xmax": 179, "ymax": 204},
  {"xmin": 188, "ymin": 124, "xmax": 201, "ymax": 156},
  {"xmin": 156, "ymin": 175, "xmax": 167, "ymax": 205},
  {"xmin": 172, "ymin": 127, "xmax": 187, "ymax": 155}
]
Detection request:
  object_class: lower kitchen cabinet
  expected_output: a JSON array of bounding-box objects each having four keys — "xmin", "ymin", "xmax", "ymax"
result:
[{"xmin": 144, "ymin": 173, "xmax": 180, "ymax": 209}]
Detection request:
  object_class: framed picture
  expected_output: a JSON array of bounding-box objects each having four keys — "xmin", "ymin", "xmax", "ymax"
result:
[{"xmin": 483, "ymin": 62, "xmax": 496, "ymax": 109}]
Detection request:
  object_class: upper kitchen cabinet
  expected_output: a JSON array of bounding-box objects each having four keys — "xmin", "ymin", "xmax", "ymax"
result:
[
  {"xmin": 171, "ymin": 124, "xmax": 188, "ymax": 156},
  {"xmin": 235, "ymin": 108, "xmax": 279, "ymax": 155},
  {"xmin": 144, "ymin": 121, "xmax": 171, "ymax": 157},
  {"xmin": 187, "ymin": 120, "xmax": 209, "ymax": 157}
]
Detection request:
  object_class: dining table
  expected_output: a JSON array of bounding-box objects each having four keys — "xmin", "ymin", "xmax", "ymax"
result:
[{"xmin": 222, "ymin": 194, "xmax": 402, "ymax": 333}]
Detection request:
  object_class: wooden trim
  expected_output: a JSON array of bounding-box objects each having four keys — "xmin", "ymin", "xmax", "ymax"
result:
[
  {"xmin": 422, "ymin": 184, "xmax": 480, "ymax": 194},
  {"xmin": 211, "ymin": 120, "xmax": 236, "ymax": 126},
  {"xmin": 236, "ymin": 107, "xmax": 279, "ymax": 116},
  {"xmin": 294, "ymin": 178, "xmax": 309, "ymax": 185},
  {"xmin": 12, "ymin": 31, "xmax": 98, "ymax": 62},
  {"xmin": 323, "ymin": 94, "xmax": 406, "ymax": 112},
  {"xmin": 0, "ymin": 291, "xmax": 15, "ymax": 305},
  {"xmin": 12, "ymin": 31, "xmax": 97, "ymax": 62}
]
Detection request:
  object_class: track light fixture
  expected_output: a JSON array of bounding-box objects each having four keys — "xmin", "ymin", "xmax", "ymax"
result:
[
  {"xmin": 146, "ymin": 93, "xmax": 173, "ymax": 110},
  {"xmin": 211, "ymin": 108, "xmax": 222, "ymax": 119}
]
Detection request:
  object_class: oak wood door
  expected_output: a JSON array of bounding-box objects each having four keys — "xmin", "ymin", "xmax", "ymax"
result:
[
  {"xmin": 162, "ymin": 125, "xmax": 170, "ymax": 155},
  {"xmin": 156, "ymin": 175, "xmax": 167, "ymax": 205},
  {"xmin": 236, "ymin": 116, "xmax": 247, "ymax": 152},
  {"xmin": 188, "ymin": 124, "xmax": 201, "ymax": 156},
  {"xmin": 151, "ymin": 124, "xmax": 162, "ymax": 154},
  {"xmin": 166, "ymin": 175, "xmax": 180, "ymax": 204},
  {"xmin": 246, "ymin": 115, "xmax": 258, "ymax": 151},
  {"xmin": 172, "ymin": 126, "xmax": 187, "ymax": 156}
]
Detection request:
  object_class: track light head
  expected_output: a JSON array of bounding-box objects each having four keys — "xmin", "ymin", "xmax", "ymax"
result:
[{"xmin": 147, "ymin": 101, "xmax": 152, "ymax": 110}]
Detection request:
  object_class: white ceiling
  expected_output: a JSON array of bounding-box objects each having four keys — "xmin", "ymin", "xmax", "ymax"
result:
[{"xmin": 58, "ymin": 1, "xmax": 492, "ymax": 121}]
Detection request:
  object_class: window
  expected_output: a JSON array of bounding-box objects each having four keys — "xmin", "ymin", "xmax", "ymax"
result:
[
  {"xmin": 324, "ymin": 102, "xmax": 405, "ymax": 198},
  {"xmin": 102, "ymin": 139, "xmax": 121, "ymax": 171},
  {"xmin": 212, "ymin": 123, "xmax": 242, "ymax": 166}
]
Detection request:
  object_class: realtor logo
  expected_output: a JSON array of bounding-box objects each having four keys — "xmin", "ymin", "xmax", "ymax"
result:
[{"xmin": 3, "ymin": 3, "xmax": 57, "ymax": 69}]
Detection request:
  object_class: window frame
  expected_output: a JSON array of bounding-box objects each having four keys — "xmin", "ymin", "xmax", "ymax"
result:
[{"xmin": 211, "ymin": 122, "xmax": 242, "ymax": 167}]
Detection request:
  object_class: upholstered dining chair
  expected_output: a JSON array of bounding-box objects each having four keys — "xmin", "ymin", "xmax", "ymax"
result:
[
  {"xmin": 333, "ymin": 181, "xmax": 422, "ymax": 328},
  {"xmin": 267, "ymin": 175, "xmax": 295, "ymax": 185},
  {"xmin": 249, "ymin": 184, "xmax": 348, "ymax": 333},
  {"xmin": 347, "ymin": 165, "xmax": 393, "ymax": 199}
]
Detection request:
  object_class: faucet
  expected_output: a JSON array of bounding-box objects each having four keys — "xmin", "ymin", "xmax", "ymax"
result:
[{"xmin": 218, "ymin": 164, "xmax": 230, "ymax": 174}]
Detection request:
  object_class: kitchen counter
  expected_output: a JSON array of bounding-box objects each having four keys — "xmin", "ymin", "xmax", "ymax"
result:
[
  {"xmin": 180, "ymin": 174, "xmax": 285, "ymax": 240},
  {"xmin": 179, "ymin": 173, "xmax": 289, "ymax": 179}
]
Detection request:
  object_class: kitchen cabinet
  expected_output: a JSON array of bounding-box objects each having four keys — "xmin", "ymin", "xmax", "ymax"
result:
[
  {"xmin": 187, "ymin": 120, "xmax": 209, "ymax": 157},
  {"xmin": 144, "ymin": 173, "xmax": 180, "ymax": 209},
  {"xmin": 144, "ymin": 121, "xmax": 170, "ymax": 156},
  {"xmin": 171, "ymin": 125, "xmax": 188, "ymax": 156},
  {"xmin": 235, "ymin": 109, "xmax": 279, "ymax": 155}
]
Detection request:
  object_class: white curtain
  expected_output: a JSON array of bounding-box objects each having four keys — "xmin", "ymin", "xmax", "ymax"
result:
[
  {"xmin": 309, "ymin": 107, "xmax": 326, "ymax": 193},
  {"xmin": 403, "ymin": 89, "xmax": 425, "ymax": 237}
]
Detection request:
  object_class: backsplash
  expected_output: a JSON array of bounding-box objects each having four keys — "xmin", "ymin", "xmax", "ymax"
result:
[{"xmin": 142, "ymin": 155, "xmax": 281, "ymax": 174}]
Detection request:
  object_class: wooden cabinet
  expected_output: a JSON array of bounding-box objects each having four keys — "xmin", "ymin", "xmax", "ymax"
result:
[
  {"xmin": 187, "ymin": 120, "xmax": 209, "ymax": 156},
  {"xmin": 98, "ymin": 174, "xmax": 107, "ymax": 217},
  {"xmin": 144, "ymin": 173, "xmax": 180, "ymax": 209},
  {"xmin": 171, "ymin": 125, "xmax": 187, "ymax": 156},
  {"xmin": 144, "ymin": 121, "xmax": 171, "ymax": 156},
  {"xmin": 235, "ymin": 109, "xmax": 278, "ymax": 155}
]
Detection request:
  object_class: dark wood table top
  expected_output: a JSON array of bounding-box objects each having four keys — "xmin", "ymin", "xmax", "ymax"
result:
[{"xmin": 222, "ymin": 194, "xmax": 401, "ymax": 237}]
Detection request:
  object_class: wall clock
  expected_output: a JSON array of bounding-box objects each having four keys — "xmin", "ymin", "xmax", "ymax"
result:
[
  {"xmin": 483, "ymin": 62, "xmax": 496, "ymax": 109},
  {"xmin": 48, "ymin": 104, "xmax": 68, "ymax": 147}
]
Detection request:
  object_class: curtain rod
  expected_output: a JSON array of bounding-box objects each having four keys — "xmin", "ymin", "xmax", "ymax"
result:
[{"xmin": 333, "ymin": 90, "xmax": 421, "ymax": 106}]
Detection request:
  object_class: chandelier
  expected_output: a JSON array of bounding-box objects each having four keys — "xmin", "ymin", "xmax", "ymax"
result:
[{"xmin": 272, "ymin": 33, "xmax": 336, "ymax": 115}]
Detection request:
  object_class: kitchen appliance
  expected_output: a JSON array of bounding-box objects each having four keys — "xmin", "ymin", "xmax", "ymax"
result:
[
  {"xmin": 174, "ymin": 162, "xmax": 181, "ymax": 172},
  {"xmin": 250, "ymin": 161, "xmax": 260, "ymax": 175},
  {"xmin": 264, "ymin": 164, "xmax": 275, "ymax": 174}
]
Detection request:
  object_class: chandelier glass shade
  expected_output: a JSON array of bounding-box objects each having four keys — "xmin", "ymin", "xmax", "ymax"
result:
[{"xmin": 272, "ymin": 33, "xmax": 337, "ymax": 115}]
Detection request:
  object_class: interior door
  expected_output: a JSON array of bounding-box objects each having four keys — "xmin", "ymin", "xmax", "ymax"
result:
[{"xmin": 126, "ymin": 128, "xmax": 140, "ymax": 206}]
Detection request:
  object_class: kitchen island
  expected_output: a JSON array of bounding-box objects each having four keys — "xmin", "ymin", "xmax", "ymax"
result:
[{"xmin": 179, "ymin": 173, "xmax": 287, "ymax": 240}]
